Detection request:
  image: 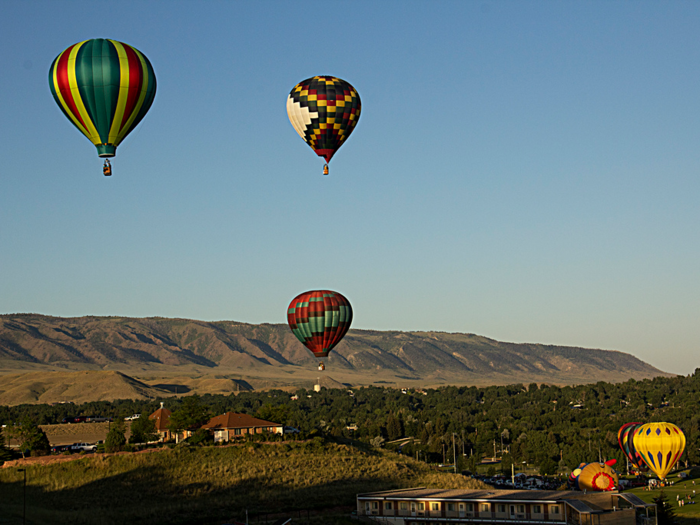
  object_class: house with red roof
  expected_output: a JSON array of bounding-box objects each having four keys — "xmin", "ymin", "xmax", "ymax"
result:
[
  {"xmin": 149, "ymin": 403, "xmax": 173, "ymax": 442},
  {"xmin": 201, "ymin": 412, "xmax": 283, "ymax": 443}
]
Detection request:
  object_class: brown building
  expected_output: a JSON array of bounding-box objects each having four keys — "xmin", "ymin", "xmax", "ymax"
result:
[
  {"xmin": 357, "ymin": 488, "xmax": 656, "ymax": 525},
  {"xmin": 201, "ymin": 412, "xmax": 283, "ymax": 443},
  {"xmin": 149, "ymin": 403, "xmax": 173, "ymax": 442}
]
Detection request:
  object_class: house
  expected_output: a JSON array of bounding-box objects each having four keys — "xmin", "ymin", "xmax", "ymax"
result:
[
  {"xmin": 201, "ymin": 412, "xmax": 283, "ymax": 443},
  {"xmin": 357, "ymin": 488, "xmax": 656, "ymax": 525},
  {"xmin": 149, "ymin": 403, "xmax": 173, "ymax": 442}
]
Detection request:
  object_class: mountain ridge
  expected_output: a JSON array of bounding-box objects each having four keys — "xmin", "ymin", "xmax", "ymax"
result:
[{"xmin": 0, "ymin": 314, "xmax": 671, "ymax": 390}]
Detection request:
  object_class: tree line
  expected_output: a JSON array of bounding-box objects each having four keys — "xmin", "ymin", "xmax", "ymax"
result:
[{"xmin": 2, "ymin": 369, "xmax": 700, "ymax": 473}]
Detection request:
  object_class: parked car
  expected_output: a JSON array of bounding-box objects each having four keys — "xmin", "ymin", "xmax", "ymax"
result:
[
  {"xmin": 51, "ymin": 445, "xmax": 71, "ymax": 453},
  {"xmin": 124, "ymin": 414, "xmax": 141, "ymax": 421},
  {"xmin": 86, "ymin": 416, "xmax": 111, "ymax": 423},
  {"xmin": 70, "ymin": 442, "xmax": 97, "ymax": 452}
]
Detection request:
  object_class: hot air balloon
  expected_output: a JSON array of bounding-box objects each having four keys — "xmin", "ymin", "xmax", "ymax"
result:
[
  {"xmin": 287, "ymin": 76, "xmax": 361, "ymax": 175},
  {"xmin": 287, "ymin": 290, "xmax": 352, "ymax": 371},
  {"xmin": 568, "ymin": 464, "xmax": 586, "ymax": 490},
  {"xmin": 633, "ymin": 422, "xmax": 686, "ymax": 480},
  {"xmin": 576, "ymin": 462, "xmax": 619, "ymax": 492},
  {"xmin": 49, "ymin": 38, "xmax": 156, "ymax": 176},
  {"xmin": 618, "ymin": 422, "xmax": 647, "ymax": 472}
]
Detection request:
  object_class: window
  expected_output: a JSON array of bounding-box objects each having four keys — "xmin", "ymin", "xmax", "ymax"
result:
[
  {"xmin": 466, "ymin": 503, "xmax": 473, "ymax": 511},
  {"xmin": 431, "ymin": 503, "xmax": 440, "ymax": 511},
  {"xmin": 372, "ymin": 502, "xmax": 379, "ymax": 510},
  {"xmin": 533, "ymin": 505, "xmax": 542, "ymax": 514},
  {"xmin": 400, "ymin": 502, "xmax": 408, "ymax": 510},
  {"xmin": 498, "ymin": 504, "xmax": 506, "ymax": 513},
  {"xmin": 550, "ymin": 505, "xmax": 560, "ymax": 514},
  {"xmin": 418, "ymin": 503, "xmax": 425, "ymax": 511},
  {"xmin": 447, "ymin": 503, "xmax": 454, "ymax": 512},
  {"xmin": 365, "ymin": 502, "xmax": 371, "ymax": 511},
  {"xmin": 480, "ymin": 503, "xmax": 490, "ymax": 513},
  {"xmin": 518, "ymin": 505, "xmax": 525, "ymax": 513},
  {"xmin": 385, "ymin": 502, "xmax": 393, "ymax": 510},
  {"xmin": 234, "ymin": 428, "xmax": 241, "ymax": 435}
]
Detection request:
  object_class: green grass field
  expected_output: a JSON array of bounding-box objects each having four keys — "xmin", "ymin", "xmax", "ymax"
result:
[
  {"xmin": 623, "ymin": 468, "xmax": 700, "ymax": 524},
  {"xmin": 0, "ymin": 438, "xmax": 483, "ymax": 525}
]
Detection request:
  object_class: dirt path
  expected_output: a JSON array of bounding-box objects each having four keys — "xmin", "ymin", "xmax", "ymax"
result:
[{"xmin": 2, "ymin": 446, "xmax": 165, "ymax": 468}]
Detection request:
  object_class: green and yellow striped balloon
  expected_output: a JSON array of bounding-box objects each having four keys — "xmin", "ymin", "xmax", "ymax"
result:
[{"xmin": 49, "ymin": 39, "xmax": 156, "ymax": 158}]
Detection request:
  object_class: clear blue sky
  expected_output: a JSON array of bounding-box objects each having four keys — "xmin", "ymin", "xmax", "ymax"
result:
[{"xmin": 1, "ymin": 1, "xmax": 698, "ymax": 375}]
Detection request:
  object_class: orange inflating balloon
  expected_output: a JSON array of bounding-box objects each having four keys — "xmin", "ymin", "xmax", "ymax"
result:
[{"xmin": 576, "ymin": 462, "xmax": 618, "ymax": 492}]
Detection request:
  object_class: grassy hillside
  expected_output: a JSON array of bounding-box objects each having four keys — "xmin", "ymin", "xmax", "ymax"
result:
[{"xmin": 0, "ymin": 439, "xmax": 484, "ymax": 525}]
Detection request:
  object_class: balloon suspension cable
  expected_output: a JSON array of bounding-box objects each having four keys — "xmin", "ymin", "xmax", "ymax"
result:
[
  {"xmin": 103, "ymin": 158, "xmax": 112, "ymax": 177},
  {"xmin": 323, "ymin": 164, "xmax": 329, "ymax": 176}
]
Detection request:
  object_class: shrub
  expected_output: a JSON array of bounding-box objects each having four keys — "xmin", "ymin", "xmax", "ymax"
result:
[
  {"xmin": 105, "ymin": 420, "xmax": 127, "ymax": 453},
  {"xmin": 185, "ymin": 429, "xmax": 212, "ymax": 446}
]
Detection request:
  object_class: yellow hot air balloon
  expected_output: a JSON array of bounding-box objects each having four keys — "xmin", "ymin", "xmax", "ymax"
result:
[{"xmin": 633, "ymin": 422, "xmax": 686, "ymax": 480}]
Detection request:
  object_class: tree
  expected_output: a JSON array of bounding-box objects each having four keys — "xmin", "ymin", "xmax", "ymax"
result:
[
  {"xmin": 8, "ymin": 418, "xmax": 50, "ymax": 458},
  {"xmin": 538, "ymin": 457, "xmax": 558, "ymax": 476},
  {"xmin": 105, "ymin": 420, "xmax": 127, "ymax": 453},
  {"xmin": 387, "ymin": 414, "xmax": 403, "ymax": 441},
  {"xmin": 168, "ymin": 395, "xmax": 211, "ymax": 440},
  {"xmin": 256, "ymin": 404, "xmax": 290, "ymax": 425},
  {"xmin": 0, "ymin": 429, "xmax": 13, "ymax": 462},
  {"xmin": 500, "ymin": 453, "xmax": 514, "ymax": 474},
  {"xmin": 128, "ymin": 415, "xmax": 158, "ymax": 444},
  {"xmin": 653, "ymin": 492, "xmax": 678, "ymax": 525}
]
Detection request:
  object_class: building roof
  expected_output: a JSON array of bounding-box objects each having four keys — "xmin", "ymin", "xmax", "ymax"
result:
[
  {"xmin": 616, "ymin": 493, "xmax": 655, "ymax": 508},
  {"xmin": 565, "ymin": 499, "xmax": 597, "ymax": 514},
  {"xmin": 149, "ymin": 407, "xmax": 171, "ymax": 431},
  {"xmin": 201, "ymin": 412, "xmax": 282, "ymax": 430},
  {"xmin": 357, "ymin": 488, "xmax": 599, "ymax": 503}
]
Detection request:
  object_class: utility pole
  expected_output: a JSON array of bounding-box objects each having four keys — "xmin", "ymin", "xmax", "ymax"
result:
[
  {"xmin": 443, "ymin": 442, "xmax": 446, "ymax": 465},
  {"xmin": 17, "ymin": 468, "xmax": 26, "ymax": 525}
]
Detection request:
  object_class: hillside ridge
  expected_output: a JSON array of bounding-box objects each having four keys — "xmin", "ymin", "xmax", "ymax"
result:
[
  {"xmin": 0, "ymin": 314, "xmax": 670, "ymax": 391},
  {"xmin": 0, "ymin": 314, "xmax": 668, "ymax": 384}
]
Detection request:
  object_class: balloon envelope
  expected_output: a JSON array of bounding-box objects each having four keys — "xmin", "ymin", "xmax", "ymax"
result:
[
  {"xmin": 287, "ymin": 76, "xmax": 361, "ymax": 164},
  {"xmin": 576, "ymin": 462, "xmax": 618, "ymax": 492},
  {"xmin": 619, "ymin": 422, "xmax": 647, "ymax": 471},
  {"xmin": 49, "ymin": 38, "xmax": 156, "ymax": 158},
  {"xmin": 287, "ymin": 290, "xmax": 352, "ymax": 358},
  {"xmin": 634, "ymin": 422, "xmax": 686, "ymax": 480}
]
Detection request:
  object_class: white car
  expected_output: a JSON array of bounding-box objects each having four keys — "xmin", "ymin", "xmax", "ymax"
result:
[
  {"xmin": 70, "ymin": 442, "xmax": 97, "ymax": 452},
  {"xmin": 124, "ymin": 414, "xmax": 141, "ymax": 421}
]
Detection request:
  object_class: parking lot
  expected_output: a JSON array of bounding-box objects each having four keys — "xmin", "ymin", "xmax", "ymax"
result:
[{"xmin": 3, "ymin": 421, "xmax": 132, "ymax": 448}]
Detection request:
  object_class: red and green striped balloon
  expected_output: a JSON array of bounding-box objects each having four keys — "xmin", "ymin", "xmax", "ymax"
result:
[
  {"xmin": 49, "ymin": 39, "xmax": 156, "ymax": 158},
  {"xmin": 287, "ymin": 290, "xmax": 352, "ymax": 359}
]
